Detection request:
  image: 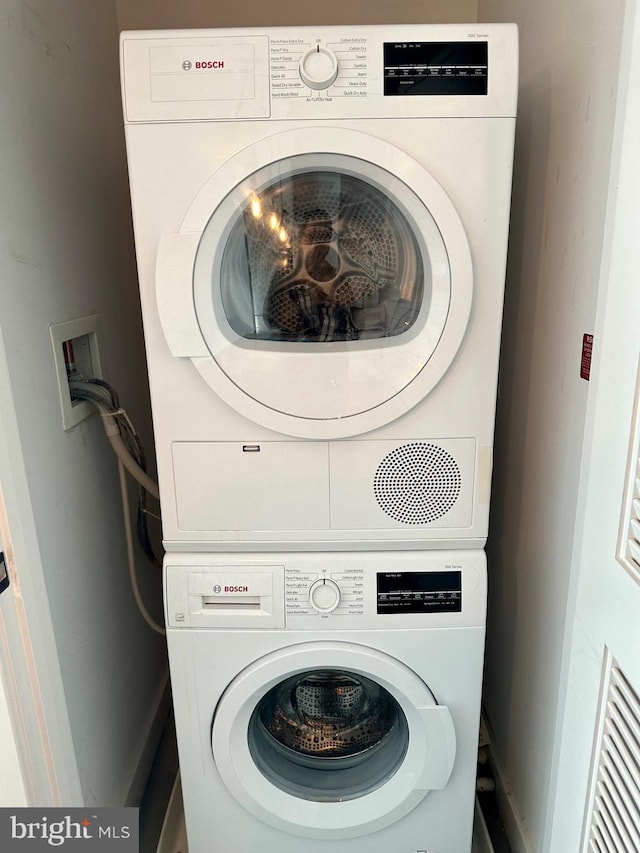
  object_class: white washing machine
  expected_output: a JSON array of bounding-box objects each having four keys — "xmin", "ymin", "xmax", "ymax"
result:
[
  {"xmin": 165, "ymin": 550, "xmax": 486, "ymax": 852},
  {"xmin": 120, "ymin": 25, "xmax": 518, "ymax": 552}
]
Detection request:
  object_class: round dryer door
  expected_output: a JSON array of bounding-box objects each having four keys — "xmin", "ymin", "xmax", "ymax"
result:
[
  {"xmin": 211, "ymin": 642, "xmax": 456, "ymax": 839},
  {"xmin": 156, "ymin": 128, "xmax": 473, "ymax": 439}
]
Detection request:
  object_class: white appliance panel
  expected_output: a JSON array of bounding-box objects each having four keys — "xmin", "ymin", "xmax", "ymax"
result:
[
  {"xmin": 172, "ymin": 441, "xmax": 330, "ymax": 531},
  {"xmin": 170, "ymin": 438, "xmax": 475, "ymax": 537}
]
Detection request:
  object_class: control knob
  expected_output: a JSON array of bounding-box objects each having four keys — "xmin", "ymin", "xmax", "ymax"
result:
[
  {"xmin": 299, "ymin": 46, "xmax": 339, "ymax": 90},
  {"xmin": 309, "ymin": 578, "xmax": 341, "ymax": 613}
]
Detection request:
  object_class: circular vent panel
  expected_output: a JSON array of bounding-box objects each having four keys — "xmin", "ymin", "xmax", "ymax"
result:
[{"xmin": 374, "ymin": 443, "xmax": 462, "ymax": 524}]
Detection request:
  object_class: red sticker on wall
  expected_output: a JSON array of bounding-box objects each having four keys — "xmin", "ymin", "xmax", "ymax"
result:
[{"xmin": 581, "ymin": 333, "xmax": 594, "ymax": 381}]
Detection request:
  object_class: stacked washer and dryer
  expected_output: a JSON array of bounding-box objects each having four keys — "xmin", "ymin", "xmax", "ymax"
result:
[{"xmin": 121, "ymin": 24, "xmax": 517, "ymax": 853}]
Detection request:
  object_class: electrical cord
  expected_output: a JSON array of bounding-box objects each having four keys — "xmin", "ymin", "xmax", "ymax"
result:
[{"xmin": 69, "ymin": 375, "xmax": 165, "ymax": 635}]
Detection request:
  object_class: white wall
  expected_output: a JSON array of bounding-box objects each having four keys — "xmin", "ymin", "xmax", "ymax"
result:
[
  {"xmin": 116, "ymin": 0, "xmax": 478, "ymax": 31},
  {"xmin": 0, "ymin": 0, "xmax": 166, "ymax": 806},
  {"xmin": 0, "ymin": 625, "xmax": 27, "ymax": 806},
  {"xmin": 477, "ymin": 1, "xmax": 625, "ymax": 849}
]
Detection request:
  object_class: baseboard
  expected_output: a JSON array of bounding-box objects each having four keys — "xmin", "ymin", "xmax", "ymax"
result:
[
  {"xmin": 156, "ymin": 775, "xmax": 188, "ymax": 853},
  {"xmin": 125, "ymin": 671, "xmax": 171, "ymax": 806},
  {"xmin": 490, "ymin": 750, "xmax": 535, "ymax": 853},
  {"xmin": 473, "ymin": 797, "xmax": 495, "ymax": 853}
]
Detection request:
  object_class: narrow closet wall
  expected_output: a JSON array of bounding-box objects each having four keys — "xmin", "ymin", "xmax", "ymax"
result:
[{"xmin": 0, "ymin": 0, "xmax": 167, "ymax": 806}]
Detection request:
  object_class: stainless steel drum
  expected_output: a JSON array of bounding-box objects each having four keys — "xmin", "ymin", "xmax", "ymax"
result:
[{"xmin": 248, "ymin": 668, "xmax": 409, "ymax": 802}]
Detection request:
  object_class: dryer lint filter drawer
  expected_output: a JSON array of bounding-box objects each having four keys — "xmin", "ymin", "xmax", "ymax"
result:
[{"xmin": 172, "ymin": 441, "xmax": 329, "ymax": 531}]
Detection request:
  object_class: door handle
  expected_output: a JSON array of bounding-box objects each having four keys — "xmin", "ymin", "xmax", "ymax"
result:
[{"xmin": 416, "ymin": 704, "xmax": 456, "ymax": 790}]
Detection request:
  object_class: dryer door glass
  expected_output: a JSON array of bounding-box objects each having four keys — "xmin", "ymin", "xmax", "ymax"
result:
[
  {"xmin": 190, "ymin": 139, "xmax": 472, "ymax": 438},
  {"xmin": 219, "ymin": 171, "xmax": 423, "ymax": 342},
  {"xmin": 248, "ymin": 668, "xmax": 409, "ymax": 802}
]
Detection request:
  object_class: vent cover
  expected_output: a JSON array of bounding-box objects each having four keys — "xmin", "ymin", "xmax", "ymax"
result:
[
  {"xmin": 618, "ymin": 361, "xmax": 640, "ymax": 583},
  {"xmin": 374, "ymin": 442, "xmax": 462, "ymax": 524},
  {"xmin": 585, "ymin": 662, "xmax": 640, "ymax": 852}
]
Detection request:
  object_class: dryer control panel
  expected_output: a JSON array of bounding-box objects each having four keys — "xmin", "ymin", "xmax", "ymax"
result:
[
  {"xmin": 121, "ymin": 24, "xmax": 518, "ymax": 123},
  {"xmin": 270, "ymin": 36, "xmax": 368, "ymax": 100}
]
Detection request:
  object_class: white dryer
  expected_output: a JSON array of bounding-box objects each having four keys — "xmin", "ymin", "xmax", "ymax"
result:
[
  {"xmin": 164, "ymin": 550, "xmax": 486, "ymax": 852},
  {"xmin": 120, "ymin": 25, "xmax": 518, "ymax": 552}
]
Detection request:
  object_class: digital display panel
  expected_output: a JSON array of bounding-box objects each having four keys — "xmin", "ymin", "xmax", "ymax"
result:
[
  {"xmin": 384, "ymin": 42, "xmax": 488, "ymax": 96},
  {"xmin": 377, "ymin": 571, "xmax": 462, "ymax": 614}
]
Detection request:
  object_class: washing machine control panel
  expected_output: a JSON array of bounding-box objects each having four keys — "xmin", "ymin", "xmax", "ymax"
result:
[
  {"xmin": 284, "ymin": 565, "xmax": 463, "ymax": 622},
  {"xmin": 280, "ymin": 555, "xmax": 482, "ymax": 629},
  {"xmin": 164, "ymin": 553, "xmax": 487, "ymax": 630},
  {"xmin": 286, "ymin": 566, "xmax": 364, "ymax": 618}
]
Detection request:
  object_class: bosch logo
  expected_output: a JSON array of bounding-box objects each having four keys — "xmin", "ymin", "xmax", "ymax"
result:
[
  {"xmin": 213, "ymin": 585, "xmax": 222, "ymax": 593},
  {"xmin": 225, "ymin": 585, "xmax": 249, "ymax": 593},
  {"xmin": 195, "ymin": 60, "xmax": 225, "ymax": 69},
  {"xmin": 182, "ymin": 60, "xmax": 192, "ymax": 71}
]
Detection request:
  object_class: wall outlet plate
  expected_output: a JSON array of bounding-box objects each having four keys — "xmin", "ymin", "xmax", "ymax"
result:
[{"xmin": 50, "ymin": 315, "xmax": 102, "ymax": 430}]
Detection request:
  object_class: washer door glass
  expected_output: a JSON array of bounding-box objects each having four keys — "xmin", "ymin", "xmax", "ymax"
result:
[
  {"xmin": 220, "ymin": 171, "xmax": 423, "ymax": 343},
  {"xmin": 248, "ymin": 668, "xmax": 409, "ymax": 802},
  {"xmin": 211, "ymin": 641, "xmax": 456, "ymax": 838}
]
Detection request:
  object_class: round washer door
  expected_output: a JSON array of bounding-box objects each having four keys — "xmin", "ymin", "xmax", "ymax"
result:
[
  {"xmin": 211, "ymin": 642, "xmax": 456, "ymax": 839},
  {"xmin": 157, "ymin": 128, "xmax": 473, "ymax": 439}
]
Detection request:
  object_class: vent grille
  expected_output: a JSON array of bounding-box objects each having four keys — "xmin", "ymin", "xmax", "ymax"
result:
[
  {"xmin": 622, "ymin": 454, "xmax": 640, "ymax": 575},
  {"xmin": 618, "ymin": 362, "xmax": 640, "ymax": 583},
  {"xmin": 373, "ymin": 442, "xmax": 462, "ymax": 525},
  {"xmin": 586, "ymin": 664, "xmax": 640, "ymax": 852}
]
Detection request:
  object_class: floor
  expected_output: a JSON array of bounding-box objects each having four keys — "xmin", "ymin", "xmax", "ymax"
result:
[{"xmin": 156, "ymin": 777, "xmax": 188, "ymax": 853}]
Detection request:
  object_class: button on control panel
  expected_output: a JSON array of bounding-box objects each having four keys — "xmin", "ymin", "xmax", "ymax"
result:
[{"xmin": 286, "ymin": 566, "xmax": 364, "ymax": 617}]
